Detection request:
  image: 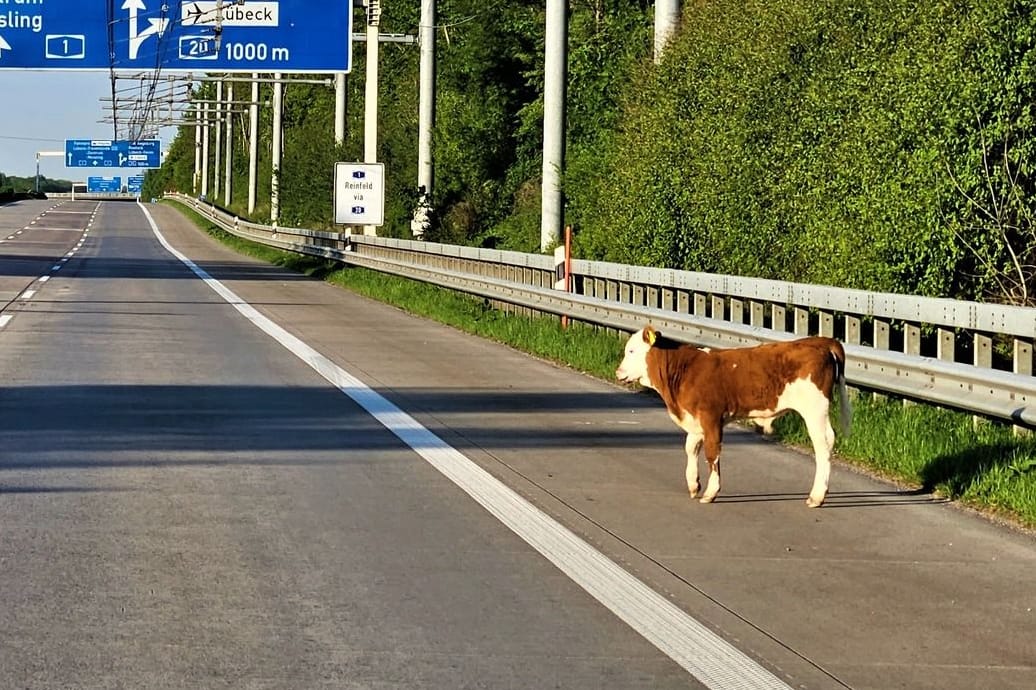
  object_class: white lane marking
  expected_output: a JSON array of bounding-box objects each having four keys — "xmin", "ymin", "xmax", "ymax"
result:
[
  {"xmin": 51, "ymin": 265, "xmax": 62, "ymax": 271},
  {"xmin": 0, "ymin": 315, "xmax": 11, "ymax": 329},
  {"xmin": 138, "ymin": 202, "xmax": 793, "ymax": 690},
  {"xmin": 38, "ymin": 276, "xmax": 50, "ymax": 283},
  {"xmin": 20, "ymin": 289, "xmax": 36, "ymax": 301},
  {"xmin": 18, "ymin": 226, "xmax": 86, "ymax": 232}
]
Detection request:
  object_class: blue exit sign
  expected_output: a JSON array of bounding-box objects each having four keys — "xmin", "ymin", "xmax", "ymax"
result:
[
  {"xmin": 0, "ymin": 1, "xmax": 352, "ymax": 72},
  {"xmin": 65, "ymin": 140, "xmax": 162, "ymax": 169}
]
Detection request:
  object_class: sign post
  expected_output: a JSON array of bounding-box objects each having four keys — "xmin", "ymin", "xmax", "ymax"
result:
[{"xmin": 0, "ymin": 1, "xmax": 352, "ymax": 72}]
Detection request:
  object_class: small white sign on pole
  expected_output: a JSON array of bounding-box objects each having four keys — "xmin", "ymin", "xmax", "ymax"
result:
[{"xmin": 334, "ymin": 162, "xmax": 385, "ymax": 226}]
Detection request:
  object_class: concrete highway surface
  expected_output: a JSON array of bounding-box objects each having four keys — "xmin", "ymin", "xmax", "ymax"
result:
[{"xmin": 0, "ymin": 199, "xmax": 1033, "ymax": 689}]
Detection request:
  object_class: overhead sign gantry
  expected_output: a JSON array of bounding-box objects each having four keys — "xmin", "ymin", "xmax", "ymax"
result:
[{"xmin": 0, "ymin": 0, "xmax": 352, "ymax": 72}]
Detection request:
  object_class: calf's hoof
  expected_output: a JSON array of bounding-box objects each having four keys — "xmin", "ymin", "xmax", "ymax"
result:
[
  {"xmin": 806, "ymin": 496, "xmax": 825, "ymax": 508},
  {"xmin": 699, "ymin": 495, "xmax": 716, "ymax": 504}
]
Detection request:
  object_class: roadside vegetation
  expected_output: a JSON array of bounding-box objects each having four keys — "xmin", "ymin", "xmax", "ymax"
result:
[
  {"xmin": 169, "ymin": 199, "xmax": 1036, "ymax": 531},
  {"xmin": 147, "ymin": 0, "xmax": 1036, "ymax": 307}
]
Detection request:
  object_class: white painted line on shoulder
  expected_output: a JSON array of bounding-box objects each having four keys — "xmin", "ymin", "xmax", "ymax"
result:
[
  {"xmin": 0, "ymin": 315, "xmax": 11, "ymax": 329},
  {"xmin": 138, "ymin": 201, "xmax": 793, "ymax": 690},
  {"xmin": 20, "ymin": 290, "xmax": 36, "ymax": 301},
  {"xmin": 38, "ymin": 276, "xmax": 50, "ymax": 283}
]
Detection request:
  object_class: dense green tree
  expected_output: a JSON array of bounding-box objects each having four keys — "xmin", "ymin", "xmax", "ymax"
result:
[{"xmin": 152, "ymin": 1, "xmax": 1036, "ymax": 304}]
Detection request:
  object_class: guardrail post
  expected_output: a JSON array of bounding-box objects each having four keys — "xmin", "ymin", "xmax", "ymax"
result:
[
  {"xmin": 771, "ymin": 304, "xmax": 787, "ymax": 332},
  {"xmin": 794, "ymin": 307, "xmax": 809, "ymax": 336},
  {"xmin": 694, "ymin": 293, "xmax": 707, "ymax": 318},
  {"xmin": 819, "ymin": 310, "xmax": 834, "ymax": 337},
  {"xmin": 750, "ymin": 301, "xmax": 765, "ymax": 328},
  {"xmin": 711, "ymin": 295, "xmax": 725, "ymax": 321},
  {"xmin": 937, "ymin": 328, "xmax": 955, "ymax": 362},
  {"xmin": 974, "ymin": 333, "xmax": 993, "ymax": 427},
  {"xmin": 1014, "ymin": 338, "xmax": 1033, "ymax": 436},
  {"xmin": 844, "ymin": 315, "xmax": 860, "ymax": 344},
  {"xmin": 661, "ymin": 287, "xmax": 674, "ymax": 312},
  {"xmin": 730, "ymin": 298, "xmax": 744, "ymax": 325},
  {"xmin": 677, "ymin": 290, "xmax": 690, "ymax": 314}
]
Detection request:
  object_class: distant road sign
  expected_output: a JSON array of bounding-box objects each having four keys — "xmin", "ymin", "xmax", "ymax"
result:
[
  {"xmin": 0, "ymin": 1, "xmax": 352, "ymax": 72},
  {"xmin": 87, "ymin": 176, "xmax": 122, "ymax": 193},
  {"xmin": 334, "ymin": 163, "xmax": 385, "ymax": 226},
  {"xmin": 65, "ymin": 140, "xmax": 161, "ymax": 169},
  {"xmin": 127, "ymin": 175, "xmax": 146, "ymax": 194}
]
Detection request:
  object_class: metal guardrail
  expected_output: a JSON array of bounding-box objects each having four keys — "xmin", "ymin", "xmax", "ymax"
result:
[{"xmin": 166, "ymin": 193, "xmax": 1036, "ymax": 428}]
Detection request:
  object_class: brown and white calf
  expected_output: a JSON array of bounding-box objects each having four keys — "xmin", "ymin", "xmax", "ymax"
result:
[{"xmin": 616, "ymin": 326, "xmax": 851, "ymax": 507}]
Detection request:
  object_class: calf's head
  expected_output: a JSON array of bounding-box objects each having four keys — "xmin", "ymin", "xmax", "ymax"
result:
[{"xmin": 616, "ymin": 326, "xmax": 657, "ymax": 387}]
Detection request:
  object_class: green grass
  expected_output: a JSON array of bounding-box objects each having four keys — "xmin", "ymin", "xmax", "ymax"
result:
[{"xmin": 167, "ymin": 200, "xmax": 1036, "ymax": 530}]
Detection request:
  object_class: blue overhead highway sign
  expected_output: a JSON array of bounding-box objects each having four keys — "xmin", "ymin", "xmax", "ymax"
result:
[
  {"xmin": 65, "ymin": 140, "xmax": 162, "ymax": 169},
  {"xmin": 87, "ymin": 177, "xmax": 123, "ymax": 193},
  {"xmin": 0, "ymin": 1, "xmax": 352, "ymax": 72}
]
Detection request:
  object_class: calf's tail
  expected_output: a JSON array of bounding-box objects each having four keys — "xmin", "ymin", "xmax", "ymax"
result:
[{"xmin": 830, "ymin": 341, "xmax": 852, "ymax": 437}]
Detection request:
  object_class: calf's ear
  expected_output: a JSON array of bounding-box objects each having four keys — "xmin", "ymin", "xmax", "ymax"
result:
[{"xmin": 644, "ymin": 326, "xmax": 657, "ymax": 346}]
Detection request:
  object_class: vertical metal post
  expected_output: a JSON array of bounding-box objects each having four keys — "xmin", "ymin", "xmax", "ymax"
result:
[
  {"xmin": 540, "ymin": 0, "xmax": 568, "ymax": 251},
  {"xmin": 363, "ymin": 1, "xmax": 381, "ymax": 236},
  {"xmin": 248, "ymin": 73, "xmax": 259, "ymax": 215},
  {"xmin": 654, "ymin": 1, "xmax": 681, "ymax": 62},
  {"xmin": 334, "ymin": 73, "xmax": 347, "ymax": 147},
  {"xmin": 213, "ymin": 80, "xmax": 223, "ymax": 198},
  {"xmin": 34, "ymin": 153, "xmax": 40, "ymax": 193},
  {"xmin": 271, "ymin": 72, "xmax": 283, "ymax": 224},
  {"xmin": 201, "ymin": 102, "xmax": 210, "ymax": 198},
  {"xmin": 193, "ymin": 103, "xmax": 202, "ymax": 194},
  {"xmin": 412, "ymin": 0, "xmax": 436, "ymax": 238},
  {"xmin": 224, "ymin": 83, "xmax": 234, "ymax": 206}
]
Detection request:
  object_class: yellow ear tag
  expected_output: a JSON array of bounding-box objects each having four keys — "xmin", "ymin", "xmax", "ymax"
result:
[{"xmin": 645, "ymin": 329, "xmax": 657, "ymax": 346}]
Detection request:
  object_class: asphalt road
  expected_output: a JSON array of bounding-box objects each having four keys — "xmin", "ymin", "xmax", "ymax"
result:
[{"xmin": 0, "ymin": 199, "xmax": 1033, "ymax": 689}]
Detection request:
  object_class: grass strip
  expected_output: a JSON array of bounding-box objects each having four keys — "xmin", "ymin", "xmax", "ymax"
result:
[{"xmin": 166, "ymin": 200, "xmax": 1036, "ymax": 530}]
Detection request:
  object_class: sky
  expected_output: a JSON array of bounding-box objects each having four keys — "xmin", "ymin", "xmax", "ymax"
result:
[{"xmin": 0, "ymin": 70, "xmax": 178, "ymax": 181}]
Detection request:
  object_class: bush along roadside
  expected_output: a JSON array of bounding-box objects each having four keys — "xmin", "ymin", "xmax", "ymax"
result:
[{"xmin": 167, "ymin": 199, "xmax": 1036, "ymax": 531}]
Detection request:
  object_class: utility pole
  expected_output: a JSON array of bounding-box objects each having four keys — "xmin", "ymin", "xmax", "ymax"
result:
[
  {"xmin": 194, "ymin": 103, "xmax": 202, "ymax": 194},
  {"xmin": 334, "ymin": 73, "xmax": 347, "ymax": 147},
  {"xmin": 412, "ymin": 0, "xmax": 436, "ymax": 238},
  {"xmin": 271, "ymin": 72, "xmax": 283, "ymax": 224},
  {"xmin": 201, "ymin": 102, "xmax": 210, "ymax": 198},
  {"xmin": 363, "ymin": 0, "xmax": 381, "ymax": 236},
  {"xmin": 540, "ymin": 0, "xmax": 568, "ymax": 251},
  {"xmin": 654, "ymin": 1, "xmax": 681, "ymax": 62},
  {"xmin": 248, "ymin": 73, "xmax": 259, "ymax": 214},
  {"xmin": 213, "ymin": 80, "xmax": 223, "ymax": 198},
  {"xmin": 224, "ymin": 82, "xmax": 234, "ymax": 206}
]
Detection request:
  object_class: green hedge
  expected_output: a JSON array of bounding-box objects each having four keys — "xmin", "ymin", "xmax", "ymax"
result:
[{"xmin": 570, "ymin": 0, "xmax": 1036, "ymax": 301}]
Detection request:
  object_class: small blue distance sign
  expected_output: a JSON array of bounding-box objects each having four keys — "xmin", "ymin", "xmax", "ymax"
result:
[
  {"xmin": 65, "ymin": 140, "xmax": 161, "ymax": 169},
  {"xmin": 0, "ymin": 1, "xmax": 352, "ymax": 73},
  {"xmin": 87, "ymin": 176, "xmax": 123, "ymax": 193},
  {"xmin": 127, "ymin": 176, "xmax": 146, "ymax": 193}
]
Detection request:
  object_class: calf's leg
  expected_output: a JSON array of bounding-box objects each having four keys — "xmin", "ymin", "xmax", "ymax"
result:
[
  {"xmin": 684, "ymin": 432, "xmax": 703, "ymax": 497},
  {"xmin": 802, "ymin": 409, "xmax": 835, "ymax": 507},
  {"xmin": 699, "ymin": 422, "xmax": 724, "ymax": 504}
]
